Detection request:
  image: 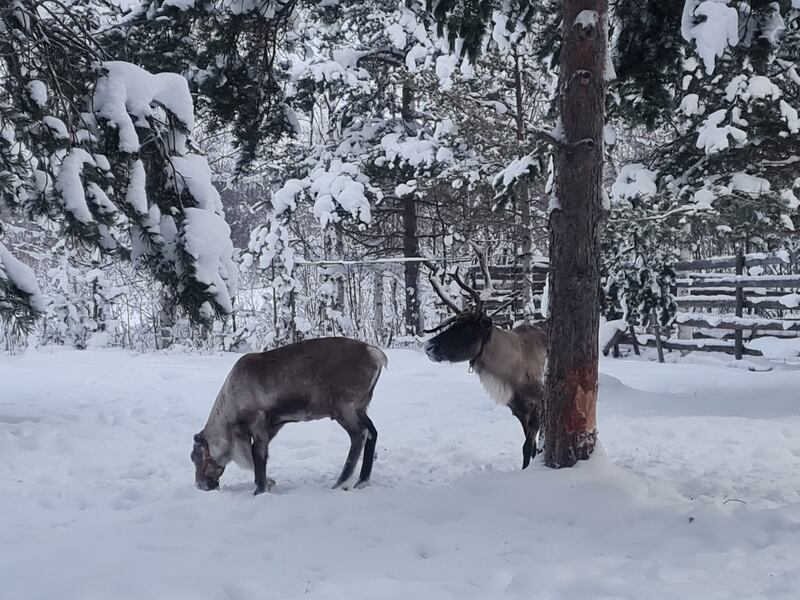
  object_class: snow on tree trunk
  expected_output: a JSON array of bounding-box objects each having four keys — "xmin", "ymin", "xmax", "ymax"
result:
[{"xmin": 543, "ymin": 0, "xmax": 607, "ymax": 468}]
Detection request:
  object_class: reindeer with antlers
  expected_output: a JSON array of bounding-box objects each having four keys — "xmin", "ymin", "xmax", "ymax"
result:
[{"xmin": 423, "ymin": 246, "xmax": 546, "ymax": 469}]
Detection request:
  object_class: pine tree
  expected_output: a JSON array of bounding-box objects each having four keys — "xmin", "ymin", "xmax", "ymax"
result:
[
  {"xmin": 657, "ymin": 1, "xmax": 800, "ymax": 254},
  {"xmin": 0, "ymin": 0, "xmax": 238, "ymax": 332}
]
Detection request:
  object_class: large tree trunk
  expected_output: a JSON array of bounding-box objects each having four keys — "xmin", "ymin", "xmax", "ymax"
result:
[
  {"xmin": 543, "ymin": 0, "xmax": 607, "ymax": 468},
  {"xmin": 401, "ymin": 75, "xmax": 421, "ymax": 336},
  {"xmin": 513, "ymin": 50, "xmax": 533, "ymax": 316},
  {"xmin": 373, "ymin": 269, "xmax": 385, "ymax": 343},
  {"xmin": 402, "ymin": 194, "xmax": 420, "ymax": 335}
]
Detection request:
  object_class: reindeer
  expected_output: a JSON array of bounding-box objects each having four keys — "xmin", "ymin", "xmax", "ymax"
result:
[
  {"xmin": 423, "ymin": 250, "xmax": 546, "ymax": 469},
  {"xmin": 191, "ymin": 337, "xmax": 387, "ymax": 495}
]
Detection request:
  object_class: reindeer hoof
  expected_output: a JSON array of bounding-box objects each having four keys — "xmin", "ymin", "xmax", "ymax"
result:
[{"xmin": 254, "ymin": 478, "xmax": 276, "ymax": 495}]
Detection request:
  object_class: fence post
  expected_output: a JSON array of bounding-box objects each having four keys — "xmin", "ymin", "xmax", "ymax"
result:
[
  {"xmin": 651, "ymin": 309, "xmax": 664, "ymax": 363},
  {"xmin": 734, "ymin": 252, "xmax": 745, "ymax": 360},
  {"xmin": 629, "ymin": 324, "xmax": 640, "ymax": 356}
]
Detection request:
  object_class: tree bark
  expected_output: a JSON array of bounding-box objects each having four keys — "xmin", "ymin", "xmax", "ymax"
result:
[
  {"xmin": 513, "ymin": 50, "xmax": 533, "ymax": 317},
  {"xmin": 543, "ymin": 0, "xmax": 607, "ymax": 468},
  {"xmin": 734, "ymin": 251, "xmax": 745, "ymax": 360},
  {"xmin": 373, "ymin": 269, "xmax": 385, "ymax": 344},
  {"xmin": 401, "ymin": 75, "xmax": 421, "ymax": 336},
  {"xmin": 402, "ymin": 194, "xmax": 420, "ymax": 335}
]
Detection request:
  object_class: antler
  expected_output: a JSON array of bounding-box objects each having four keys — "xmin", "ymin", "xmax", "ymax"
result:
[
  {"xmin": 450, "ymin": 269, "xmax": 482, "ymax": 312},
  {"xmin": 428, "ymin": 272, "xmax": 461, "ymax": 315},
  {"xmin": 469, "ymin": 242, "xmax": 495, "ymax": 297}
]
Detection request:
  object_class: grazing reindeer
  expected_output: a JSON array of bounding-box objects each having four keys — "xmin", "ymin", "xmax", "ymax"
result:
[
  {"xmin": 191, "ymin": 337, "xmax": 387, "ymax": 495},
  {"xmin": 423, "ymin": 251, "xmax": 546, "ymax": 469}
]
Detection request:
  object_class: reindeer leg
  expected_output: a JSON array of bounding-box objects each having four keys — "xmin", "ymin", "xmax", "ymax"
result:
[
  {"xmin": 528, "ymin": 407, "xmax": 541, "ymax": 461},
  {"xmin": 250, "ymin": 413, "xmax": 274, "ymax": 495},
  {"xmin": 510, "ymin": 395, "xmax": 534, "ymax": 470},
  {"xmin": 521, "ymin": 427, "xmax": 534, "ymax": 469},
  {"xmin": 333, "ymin": 411, "xmax": 366, "ymax": 489},
  {"xmin": 251, "ymin": 432, "xmax": 271, "ymax": 495},
  {"xmin": 355, "ymin": 412, "xmax": 378, "ymax": 489},
  {"xmin": 257, "ymin": 422, "xmax": 285, "ymax": 492}
]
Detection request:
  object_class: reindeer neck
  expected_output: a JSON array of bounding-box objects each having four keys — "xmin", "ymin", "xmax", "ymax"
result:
[
  {"xmin": 203, "ymin": 389, "xmax": 235, "ymax": 464},
  {"xmin": 472, "ymin": 326, "xmax": 523, "ymax": 380}
]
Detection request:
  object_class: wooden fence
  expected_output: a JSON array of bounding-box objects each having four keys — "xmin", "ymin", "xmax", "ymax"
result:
[
  {"xmin": 454, "ymin": 250, "xmax": 799, "ymax": 362},
  {"xmin": 466, "ymin": 258, "xmax": 549, "ymax": 323},
  {"xmin": 627, "ymin": 251, "xmax": 800, "ymax": 361}
]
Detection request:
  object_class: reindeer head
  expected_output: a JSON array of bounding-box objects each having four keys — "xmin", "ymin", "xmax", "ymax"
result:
[
  {"xmin": 423, "ymin": 245, "xmax": 518, "ymax": 365},
  {"xmin": 191, "ymin": 432, "xmax": 225, "ymax": 491}
]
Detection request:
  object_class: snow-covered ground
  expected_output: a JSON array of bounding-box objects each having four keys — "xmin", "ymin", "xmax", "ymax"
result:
[{"xmin": 2, "ymin": 347, "xmax": 799, "ymax": 599}]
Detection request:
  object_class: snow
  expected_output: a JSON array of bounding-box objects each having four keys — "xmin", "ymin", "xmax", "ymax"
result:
[
  {"xmin": 180, "ymin": 208, "xmax": 238, "ymax": 314},
  {"xmin": 93, "ymin": 61, "xmax": 194, "ymax": 153},
  {"xmin": 745, "ymin": 75, "xmax": 781, "ymax": 100},
  {"xmin": 2, "ymin": 348, "xmax": 800, "ymax": 599},
  {"xmin": 603, "ymin": 124, "xmax": 616, "ymax": 146},
  {"xmin": 573, "ymin": 10, "xmax": 598, "ymax": 29},
  {"xmin": 55, "ymin": 148, "xmax": 97, "ymax": 224},
  {"xmin": 0, "ymin": 240, "xmax": 46, "ymax": 312},
  {"xmin": 599, "ymin": 318, "xmax": 628, "ymax": 348},
  {"xmin": 749, "ymin": 336, "xmax": 800, "ymax": 360},
  {"xmin": 759, "ymin": 4, "xmax": 785, "ymax": 44},
  {"xmin": 782, "ymin": 189, "xmax": 799, "ymax": 210},
  {"xmin": 681, "ymin": 0, "xmax": 739, "ymax": 75},
  {"xmin": 692, "ymin": 187, "xmax": 716, "ymax": 209},
  {"xmin": 379, "ymin": 133, "xmax": 436, "ymax": 167},
  {"xmin": 307, "ymin": 162, "xmax": 372, "ymax": 226},
  {"xmin": 675, "ymin": 311, "xmax": 798, "ymax": 330},
  {"xmin": 386, "ymin": 23, "xmax": 406, "ymax": 49},
  {"xmin": 42, "ymin": 115, "xmax": 68, "ymax": 139},
  {"xmin": 696, "ymin": 109, "xmax": 746, "ymax": 153},
  {"xmin": 272, "ymin": 178, "xmax": 304, "ymax": 214},
  {"xmin": 727, "ymin": 74, "xmax": 781, "ymax": 103},
  {"xmin": 493, "ymin": 156, "xmax": 537, "ymax": 193},
  {"xmin": 780, "ymin": 100, "xmax": 799, "ymax": 134},
  {"xmin": 730, "ymin": 172, "xmax": 770, "ymax": 195},
  {"xmin": 161, "ymin": 0, "xmax": 196, "ymax": 9},
  {"xmin": 405, "ymin": 44, "xmax": 429, "ymax": 73},
  {"xmin": 125, "ymin": 159, "xmax": 148, "ymax": 215},
  {"xmin": 610, "ymin": 163, "xmax": 657, "ymax": 201},
  {"xmin": 170, "ymin": 154, "xmax": 224, "ymax": 213},
  {"xmin": 679, "ymin": 93, "xmax": 701, "ymax": 116},
  {"xmin": 26, "ymin": 80, "xmax": 47, "ymax": 107},
  {"xmin": 775, "ymin": 293, "xmax": 800, "ymax": 309}
]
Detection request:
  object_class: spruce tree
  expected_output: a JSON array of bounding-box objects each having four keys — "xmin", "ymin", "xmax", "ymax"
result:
[{"xmin": 0, "ymin": 0, "xmax": 238, "ymax": 332}]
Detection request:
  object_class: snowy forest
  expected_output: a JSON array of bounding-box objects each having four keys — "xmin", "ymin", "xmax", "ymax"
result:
[
  {"xmin": 2, "ymin": 0, "xmax": 797, "ymax": 353},
  {"xmin": 2, "ymin": 1, "xmax": 800, "ymax": 598}
]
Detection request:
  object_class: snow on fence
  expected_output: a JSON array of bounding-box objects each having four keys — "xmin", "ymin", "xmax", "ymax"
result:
[
  {"xmin": 604, "ymin": 250, "xmax": 800, "ymax": 362},
  {"xmin": 667, "ymin": 251, "xmax": 799, "ymax": 360},
  {"xmin": 466, "ymin": 257, "xmax": 550, "ymax": 323}
]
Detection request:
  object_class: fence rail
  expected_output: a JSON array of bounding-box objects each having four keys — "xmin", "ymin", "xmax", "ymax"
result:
[
  {"xmin": 669, "ymin": 251, "xmax": 798, "ymax": 360},
  {"xmin": 608, "ymin": 250, "xmax": 800, "ymax": 361}
]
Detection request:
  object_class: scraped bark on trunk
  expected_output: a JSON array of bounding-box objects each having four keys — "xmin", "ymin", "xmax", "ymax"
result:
[{"xmin": 543, "ymin": 0, "xmax": 607, "ymax": 468}]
